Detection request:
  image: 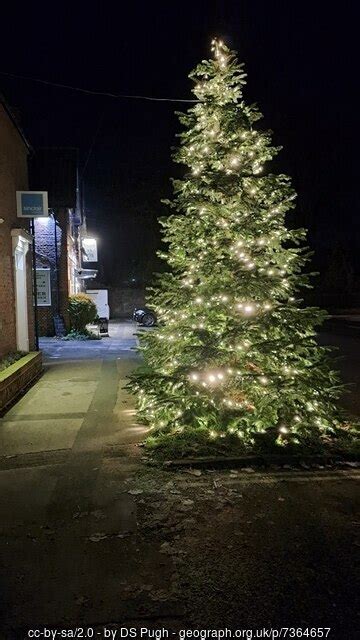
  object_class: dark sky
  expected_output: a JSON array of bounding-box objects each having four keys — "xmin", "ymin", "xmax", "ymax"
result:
[{"xmin": 0, "ymin": 1, "xmax": 358, "ymax": 285}]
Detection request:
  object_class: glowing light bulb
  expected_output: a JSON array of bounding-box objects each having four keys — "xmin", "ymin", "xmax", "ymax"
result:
[
  {"xmin": 244, "ymin": 304, "xmax": 255, "ymax": 315},
  {"xmin": 190, "ymin": 373, "xmax": 199, "ymax": 381},
  {"xmin": 279, "ymin": 426, "xmax": 288, "ymax": 434}
]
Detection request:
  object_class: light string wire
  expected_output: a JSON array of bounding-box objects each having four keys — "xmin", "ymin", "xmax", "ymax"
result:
[{"xmin": 0, "ymin": 70, "xmax": 198, "ymax": 103}]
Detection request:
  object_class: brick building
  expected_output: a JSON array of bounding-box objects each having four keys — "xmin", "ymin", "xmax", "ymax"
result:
[
  {"xmin": 30, "ymin": 148, "xmax": 94, "ymax": 336},
  {"xmin": 0, "ymin": 95, "xmax": 36, "ymax": 358}
]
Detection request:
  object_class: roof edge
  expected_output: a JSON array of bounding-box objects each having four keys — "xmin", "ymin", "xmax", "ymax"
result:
[{"xmin": 0, "ymin": 92, "xmax": 32, "ymax": 151}]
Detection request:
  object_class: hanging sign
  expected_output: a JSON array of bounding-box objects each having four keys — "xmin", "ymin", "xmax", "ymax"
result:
[
  {"xmin": 82, "ymin": 238, "xmax": 98, "ymax": 262},
  {"xmin": 16, "ymin": 191, "xmax": 49, "ymax": 218},
  {"xmin": 36, "ymin": 269, "xmax": 51, "ymax": 306}
]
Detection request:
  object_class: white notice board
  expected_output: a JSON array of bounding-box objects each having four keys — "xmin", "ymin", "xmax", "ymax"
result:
[{"xmin": 36, "ymin": 269, "xmax": 51, "ymax": 306}]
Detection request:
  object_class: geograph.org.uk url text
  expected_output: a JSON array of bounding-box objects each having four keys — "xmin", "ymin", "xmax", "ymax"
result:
[{"xmin": 27, "ymin": 626, "xmax": 332, "ymax": 639}]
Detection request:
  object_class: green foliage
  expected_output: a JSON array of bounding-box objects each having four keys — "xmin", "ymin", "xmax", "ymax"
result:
[
  {"xmin": 67, "ymin": 293, "xmax": 97, "ymax": 333},
  {"xmin": 129, "ymin": 39, "xmax": 357, "ymax": 455},
  {"xmin": 0, "ymin": 351, "xmax": 27, "ymax": 372},
  {"xmin": 62, "ymin": 328, "xmax": 100, "ymax": 341}
]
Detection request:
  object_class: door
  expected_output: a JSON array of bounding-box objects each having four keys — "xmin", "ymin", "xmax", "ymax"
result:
[{"xmin": 86, "ymin": 289, "xmax": 110, "ymax": 319}]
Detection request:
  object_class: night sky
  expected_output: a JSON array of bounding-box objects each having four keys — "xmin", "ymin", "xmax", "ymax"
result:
[{"xmin": 0, "ymin": 1, "xmax": 358, "ymax": 286}]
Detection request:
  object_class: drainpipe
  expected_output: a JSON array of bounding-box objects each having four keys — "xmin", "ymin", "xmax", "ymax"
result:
[
  {"xmin": 30, "ymin": 218, "xmax": 39, "ymax": 351},
  {"xmin": 53, "ymin": 211, "xmax": 60, "ymax": 315}
]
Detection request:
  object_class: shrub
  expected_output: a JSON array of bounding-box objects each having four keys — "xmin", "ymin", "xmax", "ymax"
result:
[
  {"xmin": 0, "ymin": 351, "xmax": 27, "ymax": 372},
  {"xmin": 62, "ymin": 329, "xmax": 100, "ymax": 341},
  {"xmin": 67, "ymin": 294, "xmax": 97, "ymax": 333}
]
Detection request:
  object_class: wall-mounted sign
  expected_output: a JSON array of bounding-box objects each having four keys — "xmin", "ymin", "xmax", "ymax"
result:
[
  {"xmin": 16, "ymin": 191, "xmax": 49, "ymax": 218},
  {"xmin": 36, "ymin": 269, "xmax": 51, "ymax": 306},
  {"xmin": 82, "ymin": 238, "xmax": 98, "ymax": 262}
]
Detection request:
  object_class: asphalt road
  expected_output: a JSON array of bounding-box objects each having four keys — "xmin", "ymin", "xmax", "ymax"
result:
[
  {"xmin": 0, "ymin": 319, "xmax": 358, "ymax": 638},
  {"xmin": 319, "ymin": 317, "xmax": 360, "ymax": 416}
]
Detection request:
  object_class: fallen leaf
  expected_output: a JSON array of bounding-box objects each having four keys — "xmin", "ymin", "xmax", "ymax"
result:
[
  {"xmin": 149, "ymin": 589, "xmax": 170, "ymax": 601},
  {"xmin": 88, "ymin": 533, "xmax": 107, "ymax": 543},
  {"xmin": 91, "ymin": 510, "xmax": 106, "ymax": 520}
]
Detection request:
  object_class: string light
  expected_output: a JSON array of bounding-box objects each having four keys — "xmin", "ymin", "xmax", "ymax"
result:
[{"xmin": 244, "ymin": 304, "xmax": 255, "ymax": 315}]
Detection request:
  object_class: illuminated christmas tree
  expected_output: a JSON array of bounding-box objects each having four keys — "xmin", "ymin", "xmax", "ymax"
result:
[{"xmin": 130, "ymin": 39, "xmax": 347, "ymax": 454}]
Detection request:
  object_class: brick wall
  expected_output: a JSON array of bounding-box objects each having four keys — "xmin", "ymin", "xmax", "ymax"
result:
[
  {"xmin": 0, "ymin": 103, "xmax": 35, "ymax": 357},
  {"xmin": 34, "ymin": 209, "xmax": 83, "ymax": 335},
  {"xmin": 108, "ymin": 287, "xmax": 146, "ymax": 318},
  {"xmin": 35, "ymin": 215, "xmax": 60, "ymax": 335}
]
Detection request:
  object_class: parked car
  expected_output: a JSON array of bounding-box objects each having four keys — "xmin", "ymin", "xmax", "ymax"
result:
[{"xmin": 133, "ymin": 307, "xmax": 157, "ymax": 327}]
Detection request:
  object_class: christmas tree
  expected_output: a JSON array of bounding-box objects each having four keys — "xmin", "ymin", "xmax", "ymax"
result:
[{"xmin": 130, "ymin": 39, "xmax": 348, "ymax": 455}]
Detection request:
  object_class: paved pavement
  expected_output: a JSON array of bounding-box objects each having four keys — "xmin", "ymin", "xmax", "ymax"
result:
[
  {"xmin": 0, "ymin": 321, "xmax": 145, "ymax": 459},
  {"xmin": 0, "ymin": 321, "xmax": 158, "ymax": 637},
  {"xmin": 40, "ymin": 320, "xmax": 138, "ymax": 361},
  {"xmin": 0, "ymin": 320, "xmax": 358, "ymax": 637}
]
